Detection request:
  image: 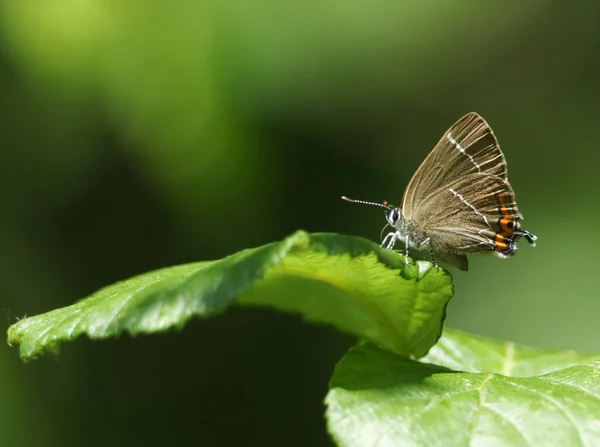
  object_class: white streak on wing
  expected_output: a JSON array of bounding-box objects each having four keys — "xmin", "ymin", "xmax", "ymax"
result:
[
  {"xmin": 447, "ymin": 132, "xmax": 481, "ymax": 172},
  {"xmin": 449, "ymin": 188, "xmax": 490, "ymax": 227}
]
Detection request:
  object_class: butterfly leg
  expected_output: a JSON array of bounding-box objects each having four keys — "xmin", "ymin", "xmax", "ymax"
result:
[
  {"xmin": 381, "ymin": 232, "xmax": 412, "ymax": 267},
  {"xmin": 381, "ymin": 233, "xmax": 392, "ymax": 248},
  {"xmin": 419, "ymin": 237, "xmax": 439, "ymax": 270},
  {"xmin": 381, "ymin": 232, "xmax": 397, "ymax": 249}
]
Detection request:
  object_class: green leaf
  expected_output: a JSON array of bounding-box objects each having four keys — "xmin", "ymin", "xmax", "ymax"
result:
[
  {"xmin": 326, "ymin": 329, "xmax": 600, "ymax": 447},
  {"xmin": 7, "ymin": 231, "xmax": 453, "ymax": 361}
]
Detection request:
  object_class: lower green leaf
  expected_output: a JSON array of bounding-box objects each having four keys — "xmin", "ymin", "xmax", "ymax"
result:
[
  {"xmin": 7, "ymin": 231, "xmax": 453, "ymax": 360},
  {"xmin": 326, "ymin": 329, "xmax": 600, "ymax": 447}
]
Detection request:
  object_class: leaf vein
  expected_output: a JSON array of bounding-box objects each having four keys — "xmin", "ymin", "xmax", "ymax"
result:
[{"xmin": 505, "ymin": 379, "xmax": 586, "ymax": 446}]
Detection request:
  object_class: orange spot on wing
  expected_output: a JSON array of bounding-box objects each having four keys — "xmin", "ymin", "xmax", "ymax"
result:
[
  {"xmin": 494, "ymin": 193, "xmax": 518, "ymax": 252},
  {"xmin": 494, "ymin": 234, "xmax": 509, "ymax": 252},
  {"xmin": 499, "ymin": 216, "xmax": 513, "ymax": 233}
]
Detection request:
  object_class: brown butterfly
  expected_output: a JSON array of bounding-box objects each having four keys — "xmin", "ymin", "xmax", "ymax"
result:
[{"xmin": 342, "ymin": 112, "xmax": 537, "ymax": 271}]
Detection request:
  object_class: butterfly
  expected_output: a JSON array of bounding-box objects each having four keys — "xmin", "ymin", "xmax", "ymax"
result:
[{"xmin": 343, "ymin": 112, "xmax": 537, "ymax": 271}]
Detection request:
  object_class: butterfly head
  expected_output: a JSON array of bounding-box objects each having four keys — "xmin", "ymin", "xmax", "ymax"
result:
[{"xmin": 386, "ymin": 206, "xmax": 402, "ymax": 227}]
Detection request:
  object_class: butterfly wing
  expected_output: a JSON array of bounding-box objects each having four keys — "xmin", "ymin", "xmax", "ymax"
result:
[
  {"xmin": 402, "ymin": 112, "xmax": 507, "ymax": 220},
  {"xmin": 413, "ymin": 173, "xmax": 533, "ymax": 258}
]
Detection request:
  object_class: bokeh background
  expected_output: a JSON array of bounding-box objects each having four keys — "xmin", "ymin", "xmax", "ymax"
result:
[{"xmin": 1, "ymin": 2, "xmax": 599, "ymax": 446}]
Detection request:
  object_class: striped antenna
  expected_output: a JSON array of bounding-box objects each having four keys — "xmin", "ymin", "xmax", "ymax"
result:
[{"xmin": 341, "ymin": 196, "xmax": 393, "ymax": 210}]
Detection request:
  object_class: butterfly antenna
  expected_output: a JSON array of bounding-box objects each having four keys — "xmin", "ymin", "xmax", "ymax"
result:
[{"xmin": 341, "ymin": 196, "xmax": 393, "ymax": 210}]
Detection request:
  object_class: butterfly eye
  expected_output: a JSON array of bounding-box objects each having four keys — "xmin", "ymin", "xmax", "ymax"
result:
[{"xmin": 388, "ymin": 208, "xmax": 401, "ymax": 225}]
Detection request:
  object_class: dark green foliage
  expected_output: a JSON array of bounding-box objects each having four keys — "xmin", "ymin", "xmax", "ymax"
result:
[{"xmin": 8, "ymin": 233, "xmax": 600, "ymax": 446}]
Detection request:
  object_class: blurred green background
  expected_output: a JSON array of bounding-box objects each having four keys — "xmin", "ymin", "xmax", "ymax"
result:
[{"xmin": 1, "ymin": 2, "xmax": 599, "ymax": 446}]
